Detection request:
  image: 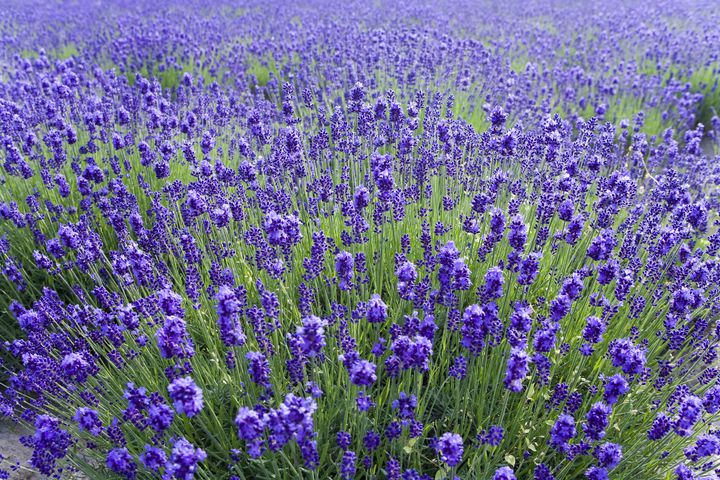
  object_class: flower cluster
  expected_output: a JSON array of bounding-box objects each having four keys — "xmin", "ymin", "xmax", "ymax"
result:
[{"xmin": 0, "ymin": 0, "xmax": 719, "ymax": 479}]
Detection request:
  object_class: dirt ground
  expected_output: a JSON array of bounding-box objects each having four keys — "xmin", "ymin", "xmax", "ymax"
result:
[
  {"xmin": 0, "ymin": 420, "xmax": 39, "ymax": 479},
  {"xmin": 1, "ymin": 419, "xmax": 91, "ymax": 479}
]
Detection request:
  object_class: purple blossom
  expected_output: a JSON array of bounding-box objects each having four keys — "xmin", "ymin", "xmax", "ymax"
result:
[
  {"xmin": 392, "ymin": 392, "xmax": 417, "ymax": 419},
  {"xmin": 595, "ymin": 442, "xmax": 622, "ymax": 469},
  {"xmin": 494, "ymin": 466, "xmax": 516, "ymax": 480},
  {"xmin": 165, "ymin": 437, "xmax": 207, "ymax": 480},
  {"xmin": 504, "ymin": 347, "xmax": 529, "ymax": 392},
  {"xmin": 435, "ymin": 432, "xmax": 463, "ymax": 467},
  {"xmin": 168, "ymin": 376, "xmax": 204, "ymax": 418},
  {"xmin": 550, "ymin": 414, "xmax": 576, "ymax": 450},
  {"xmin": 608, "ymin": 339, "xmax": 646, "ymax": 375},
  {"xmin": 106, "ymin": 448, "xmax": 136, "ymax": 479},
  {"xmin": 604, "ymin": 375, "xmax": 629, "ymax": 405},
  {"xmin": 139, "ymin": 445, "xmax": 167, "ymax": 472},
  {"xmin": 246, "ymin": 351, "xmax": 271, "ymax": 387},
  {"xmin": 349, "ymin": 359, "xmax": 377, "ymax": 386},
  {"xmin": 583, "ymin": 402, "xmax": 611, "ymax": 441},
  {"xmin": 156, "ymin": 315, "xmax": 195, "ymax": 359},
  {"xmin": 264, "ymin": 211, "xmax": 303, "ymax": 248},
  {"xmin": 74, "ymin": 407, "xmax": 102, "ymax": 436},
  {"xmin": 335, "ymin": 251, "xmax": 355, "ymax": 291},
  {"xmin": 140, "ymin": 445, "xmax": 167, "ymax": 472},
  {"xmin": 366, "ymin": 294, "xmax": 388, "ymax": 324},
  {"xmin": 215, "ymin": 285, "xmax": 246, "ymax": 347},
  {"xmin": 296, "ymin": 315, "xmax": 327, "ymax": 357}
]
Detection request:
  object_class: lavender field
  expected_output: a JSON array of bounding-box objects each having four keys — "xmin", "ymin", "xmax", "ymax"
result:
[{"xmin": 1, "ymin": 0, "xmax": 720, "ymax": 478}]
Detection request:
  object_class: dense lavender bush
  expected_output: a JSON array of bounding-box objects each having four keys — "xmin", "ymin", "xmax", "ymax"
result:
[{"xmin": 1, "ymin": 0, "xmax": 720, "ymax": 479}]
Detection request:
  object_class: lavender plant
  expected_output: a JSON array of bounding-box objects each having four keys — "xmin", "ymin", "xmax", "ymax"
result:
[{"xmin": 1, "ymin": 1, "xmax": 720, "ymax": 479}]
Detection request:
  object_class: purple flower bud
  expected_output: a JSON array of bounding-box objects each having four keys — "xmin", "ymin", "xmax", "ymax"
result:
[
  {"xmin": 366, "ymin": 294, "xmax": 388, "ymax": 324},
  {"xmin": 168, "ymin": 376, "xmax": 204, "ymax": 418},
  {"xmin": 494, "ymin": 466, "xmax": 516, "ymax": 480},
  {"xmin": 550, "ymin": 414, "xmax": 576, "ymax": 450},
  {"xmin": 435, "ymin": 432, "xmax": 463, "ymax": 467},
  {"xmin": 106, "ymin": 448, "xmax": 136, "ymax": 479}
]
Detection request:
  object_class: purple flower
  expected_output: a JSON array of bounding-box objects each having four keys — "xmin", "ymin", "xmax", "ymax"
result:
[
  {"xmin": 509, "ymin": 302, "xmax": 533, "ymax": 334},
  {"xmin": 396, "ymin": 261, "xmax": 417, "ymax": 284},
  {"xmin": 587, "ymin": 229, "xmax": 616, "ymax": 261},
  {"xmin": 694, "ymin": 434, "xmax": 719, "ymax": 457},
  {"xmin": 147, "ymin": 401, "xmax": 174, "ymax": 433},
  {"xmin": 58, "ymin": 224, "xmax": 81, "ymax": 249},
  {"xmin": 363, "ymin": 430, "xmax": 380, "ymax": 451},
  {"xmin": 517, "ymin": 253, "xmax": 541, "ymax": 285},
  {"xmin": 674, "ymin": 395, "xmax": 702, "ymax": 437},
  {"xmin": 703, "ymin": 385, "xmax": 720, "ymax": 413},
  {"xmin": 235, "ymin": 407, "xmax": 265, "ymax": 442},
  {"xmin": 158, "ymin": 288, "xmax": 185, "ymax": 317},
  {"xmin": 340, "ymin": 450, "xmax": 356, "ymax": 479},
  {"xmin": 585, "ymin": 466, "xmax": 608, "ymax": 480},
  {"xmin": 557, "ymin": 199, "xmax": 574, "ymax": 221},
  {"xmin": 461, "ymin": 303, "xmax": 501, "ymax": 354},
  {"xmin": 549, "ymin": 294, "xmax": 572, "ymax": 322},
  {"xmin": 478, "ymin": 425, "xmax": 504, "ymax": 446},
  {"xmin": 124, "ymin": 382, "xmax": 149, "ymax": 410},
  {"xmin": 550, "ymin": 414, "xmax": 576, "ymax": 450},
  {"xmin": 30, "ymin": 415, "xmax": 71, "ymax": 475},
  {"xmin": 168, "ymin": 376, "xmax": 204, "ymax": 418},
  {"xmin": 435, "ymin": 432, "xmax": 463, "ymax": 467},
  {"xmin": 336, "ymin": 251, "xmax": 355, "ymax": 290},
  {"xmin": 366, "ymin": 294, "xmax": 388, "ymax": 324},
  {"xmin": 608, "ymin": 338, "xmax": 646, "ymax": 375},
  {"xmin": 74, "ymin": 407, "xmax": 102, "ymax": 436},
  {"xmin": 534, "ymin": 464, "xmax": 555, "ymax": 480},
  {"xmin": 483, "ymin": 266, "xmax": 504, "ymax": 299},
  {"xmin": 597, "ymin": 260, "xmax": 619, "ymax": 285},
  {"xmin": 595, "ymin": 442, "xmax": 622, "ymax": 469},
  {"xmin": 671, "ymin": 287, "xmax": 703, "ymax": 315},
  {"xmin": 438, "ymin": 241, "xmax": 471, "ymax": 295},
  {"xmin": 604, "ymin": 374, "xmax": 629, "ymax": 405},
  {"xmin": 449, "ymin": 355, "xmax": 467, "ymax": 379},
  {"xmin": 533, "ymin": 321, "xmax": 559, "ymax": 353},
  {"xmin": 489, "ymin": 105, "xmax": 507, "ymax": 127},
  {"xmin": 504, "ymin": 347, "xmax": 529, "ymax": 392},
  {"xmin": 246, "ymin": 351, "xmax": 271, "ymax": 387},
  {"xmin": 106, "ymin": 448, "xmax": 136, "ymax": 479},
  {"xmin": 215, "ymin": 285, "xmax": 246, "ymax": 347},
  {"xmin": 264, "ymin": 211, "xmax": 302, "ymax": 248},
  {"xmin": 139, "ymin": 445, "xmax": 167, "ymax": 472},
  {"xmin": 583, "ymin": 402, "xmax": 611, "ymax": 441},
  {"xmin": 392, "ymin": 392, "xmax": 417, "ymax": 419},
  {"xmin": 390, "ymin": 335, "xmax": 433, "ymax": 371},
  {"xmin": 494, "ymin": 466, "xmax": 516, "ymax": 480},
  {"xmin": 296, "ymin": 315, "xmax": 327, "ymax": 357},
  {"xmin": 272, "ymin": 393, "xmax": 317, "ymax": 444},
  {"xmin": 674, "ymin": 465, "xmax": 695, "ymax": 480},
  {"xmin": 508, "ymin": 215, "xmax": 527, "ymax": 251},
  {"xmin": 648, "ymin": 412, "xmax": 672, "ymax": 440},
  {"xmin": 61, "ymin": 352, "xmax": 94, "ymax": 382},
  {"xmin": 559, "ymin": 274, "xmax": 584, "ymax": 300},
  {"xmin": 353, "ymin": 186, "xmax": 371, "ymax": 210},
  {"xmin": 356, "ymin": 391, "xmax": 374, "ymax": 411},
  {"xmin": 156, "ymin": 315, "xmax": 195, "ymax": 359},
  {"xmin": 583, "ymin": 316, "xmax": 606, "ymax": 344},
  {"xmin": 349, "ymin": 358, "xmax": 377, "ymax": 386},
  {"xmin": 337, "ymin": 431, "xmax": 352, "ymax": 450},
  {"xmin": 165, "ymin": 437, "xmax": 207, "ymax": 480}
]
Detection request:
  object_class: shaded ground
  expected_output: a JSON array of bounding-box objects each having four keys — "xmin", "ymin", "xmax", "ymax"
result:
[
  {"xmin": 0, "ymin": 420, "xmax": 90, "ymax": 479},
  {"xmin": 0, "ymin": 420, "xmax": 38, "ymax": 479}
]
